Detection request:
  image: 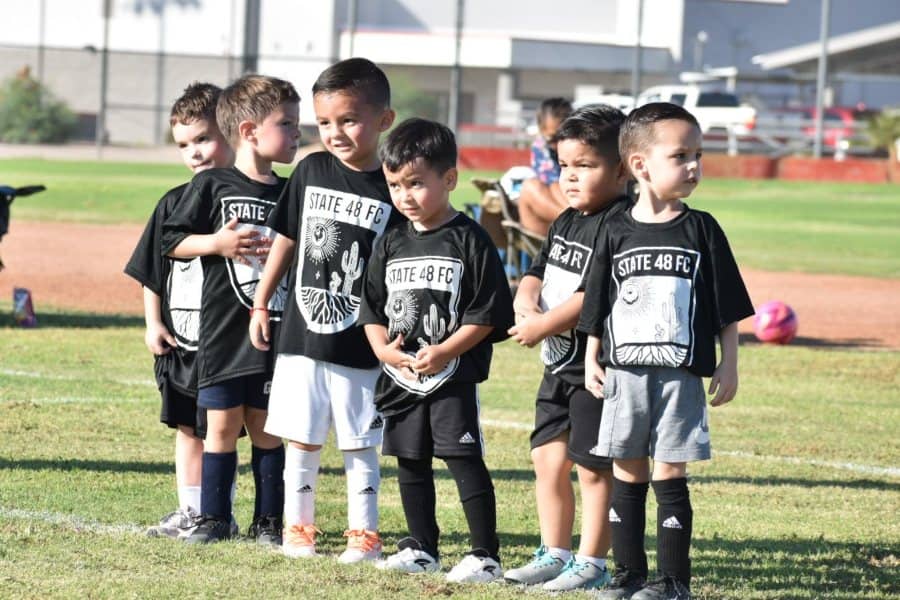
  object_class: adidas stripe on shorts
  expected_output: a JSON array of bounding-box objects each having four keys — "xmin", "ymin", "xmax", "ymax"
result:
[
  {"xmin": 264, "ymin": 353, "xmax": 383, "ymax": 450},
  {"xmin": 382, "ymin": 381, "xmax": 485, "ymax": 460}
]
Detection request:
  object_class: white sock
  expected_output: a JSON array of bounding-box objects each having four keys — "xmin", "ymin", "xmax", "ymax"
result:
[
  {"xmin": 343, "ymin": 447, "xmax": 380, "ymax": 531},
  {"xmin": 576, "ymin": 554, "xmax": 607, "ymax": 570},
  {"xmin": 548, "ymin": 547, "xmax": 572, "ymax": 562},
  {"xmin": 179, "ymin": 485, "xmax": 201, "ymax": 514},
  {"xmin": 284, "ymin": 445, "xmax": 320, "ymax": 526}
]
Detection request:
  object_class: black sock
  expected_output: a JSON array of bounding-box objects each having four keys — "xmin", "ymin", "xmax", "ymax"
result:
[
  {"xmin": 653, "ymin": 478, "xmax": 692, "ymax": 587},
  {"xmin": 252, "ymin": 444, "xmax": 285, "ymax": 521},
  {"xmin": 610, "ymin": 477, "xmax": 649, "ymax": 577},
  {"xmin": 201, "ymin": 451, "xmax": 237, "ymax": 520},
  {"xmin": 445, "ymin": 456, "xmax": 499, "ymax": 561},
  {"xmin": 397, "ymin": 456, "xmax": 439, "ymax": 558}
]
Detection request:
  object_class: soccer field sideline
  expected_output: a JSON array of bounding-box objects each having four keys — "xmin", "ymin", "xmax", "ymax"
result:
[{"xmin": 2, "ymin": 367, "xmax": 896, "ymax": 479}]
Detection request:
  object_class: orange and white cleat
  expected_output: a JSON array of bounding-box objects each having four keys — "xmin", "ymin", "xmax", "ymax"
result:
[
  {"xmin": 338, "ymin": 529, "xmax": 383, "ymax": 563},
  {"xmin": 282, "ymin": 523, "xmax": 321, "ymax": 558}
]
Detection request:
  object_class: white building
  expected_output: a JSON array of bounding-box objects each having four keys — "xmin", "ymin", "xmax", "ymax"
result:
[{"xmin": 0, "ymin": 0, "xmax": 897, "ymax": 145}]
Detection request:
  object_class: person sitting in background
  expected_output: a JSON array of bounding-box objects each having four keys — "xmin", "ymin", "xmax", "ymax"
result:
[{"xmin": 517, "ymin": 97, "xmax": 573, "ymax": 236}]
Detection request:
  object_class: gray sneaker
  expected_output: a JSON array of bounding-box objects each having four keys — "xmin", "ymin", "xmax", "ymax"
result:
[
  {"xmin": 596, "ymin": 569, "xmax": 648, "ymax": 599},
  {"xmin": 146, "ymin": 507, "xmax": 198, "ymax": 538},
  {"xmin": 542, "ymin": 557, "xmax": 611, "ymax": 591},
  {"xmin": 504, "ymin": 546, "xmax": 566, "ymax": 585}
]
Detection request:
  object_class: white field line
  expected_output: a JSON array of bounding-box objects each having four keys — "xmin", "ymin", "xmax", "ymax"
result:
[
  {"xmin": 0, "ymin": 368, "xmax": 154, "ymax": 388},
  {"xmin": 481, "ymin": 417, "xmax": 900, "ymax": 478},
  {"xmin": 0, "ymin": 507, "xmax": 142, "ymax": 535}
]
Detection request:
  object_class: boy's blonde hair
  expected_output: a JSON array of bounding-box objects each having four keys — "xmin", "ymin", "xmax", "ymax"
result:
[
  {"xmin": 216, "ymin": 74, "xmax": 300, "ymax": 145},
  {"xmin": 169, "ymin": 82, "xmax": 221, "ymax": 127}
]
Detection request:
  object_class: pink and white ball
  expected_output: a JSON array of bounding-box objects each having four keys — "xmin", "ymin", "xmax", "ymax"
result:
[{"xmin": 753, "ymin": 300, "xmax": 798, "ymax": 344}]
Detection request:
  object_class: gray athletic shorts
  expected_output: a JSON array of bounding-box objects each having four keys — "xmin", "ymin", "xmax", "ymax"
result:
[{"xmin": 591, "ymin": 366, "xmax": 711, "ymax": 463}]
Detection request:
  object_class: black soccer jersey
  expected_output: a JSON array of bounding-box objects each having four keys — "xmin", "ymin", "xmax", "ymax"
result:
[
  {"xmin": 359, "ymin": 213, "xmax": 515, "ymax": 415},
  {"xmin": 525, "ymin": 197, "xmax": 629, "ymax": 386},
  {"xmin": 161, "ymin": 167, "xmax": 287, "ymax": 388},
  {"xmin": 577, "ymin": 206, "xmax": 754, "ymax": 377},
  {"xmin": 267, "ymin": 151, "xmax": 404, "ymax": 369},
  {"xmin": 124, "ymin": 182, "xmax": 200, "ymax": 395}
]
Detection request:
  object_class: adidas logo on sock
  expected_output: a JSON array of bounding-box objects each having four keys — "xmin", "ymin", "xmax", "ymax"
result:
[
  {"xmin": 662, "ymin": 516, "xmax": 683, "ymax": 529},
  {"xmin": 297, "ymin": 484, "xmax": 313, "ymax": 494},
  {"xmin": 369, "ymin": 415, "xmax": 383, "ymax": 430},
  {"xmin": 459, "ymin": 432, "xmax": 476, "ymax": 444},
  {"xmin": 359, "ymin": 486, "xmax": 377, "ymax": 495},
  {"xmin": 609, "ymin": 508, "xmax": 621, "ymax": 523}
]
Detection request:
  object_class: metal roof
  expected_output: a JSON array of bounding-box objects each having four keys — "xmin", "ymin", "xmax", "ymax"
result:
[{"xmin": 752, "ymin": 20, "xmax": 900, "ymax": 74}]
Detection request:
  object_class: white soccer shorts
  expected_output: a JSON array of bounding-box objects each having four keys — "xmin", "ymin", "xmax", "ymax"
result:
[{"xmin": 264, "ymin": 354, "xmax": 383, "ymax": 450}]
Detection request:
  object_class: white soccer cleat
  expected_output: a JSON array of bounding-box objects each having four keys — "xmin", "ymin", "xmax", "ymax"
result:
[
  {"xmin": 446, "ymin": 553, "xmax": 503, "ymax": 583},
  {"xmin": 376, "ymin": 547, "xmax": 441, "ymax": 574}
]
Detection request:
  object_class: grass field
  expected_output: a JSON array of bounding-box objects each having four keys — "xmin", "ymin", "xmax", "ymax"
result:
[
  {"xmin": 0, "ymin": 157, "xmax": 898, "ymax": 598},
  {"xmin": 1, "ymin": 158, "xmax": 899, "ymax": 277},
  {"xmin": 0, "ymin": 315, "xmax": 897, "ymax": 599}
]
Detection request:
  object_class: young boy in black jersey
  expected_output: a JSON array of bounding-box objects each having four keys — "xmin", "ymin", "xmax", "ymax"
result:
[
  {"xmin": 249, "ymin": 58, "xmax": 400, "ymax": 562},
  {"xmin": 578, "ymin": 103, "xmax": 754, "ymax": 600},
  {"xmin": 162, "ymin": 74, "xmax": 301, "ymax": 545},
  {"xmin": 125, "ymin": 82, "xmax": 246, "ymax": 538},
  {"xmin": 504, "ymin": 104, "xmax": 629, "ymax": 591},
  {"xmin": 358, "ymin": 118, "xmax": 514, "ymax": 583}
]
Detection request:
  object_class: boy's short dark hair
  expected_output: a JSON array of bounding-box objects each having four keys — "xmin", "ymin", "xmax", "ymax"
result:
[
  {"xmin": 380, "ymin": 117, "xmax": 456, "ymax": 174},
  {"xmin": 555, "ymin": 104, "xmax": 626, "ymax": 165},
  {"xmin": 169, "ymin": 82, "xmax": 221, "ymax": 127},
  {"xmin": 216, "ymin": 74, "xmax": 300, "ymax": 145},
  {"xmin": 313, "ymin": 57, "xmax": 391, "ymax": 109},
  {"xmin": 537, "ymin": 97, "xmax": 573, "ymax": 126},
  {"xmin": 619, "ymin": 102, "xmax": 701, "ymax": 161}
]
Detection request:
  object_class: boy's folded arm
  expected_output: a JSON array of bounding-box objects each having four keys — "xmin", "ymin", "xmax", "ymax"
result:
[
  {"xmin": 253, "ymin": 234, "xmax": 295, "ymax": 307},
  {"xmin": 416, "ymin": 324, "xmax": 493, "ymax": 374},
  {"xmin": 537, "ymin": 291, "xmax": 584, "ymax": 338},
  {"xmin": 363, "ymin": 324, "xmax": 410, "ymax": 369},
  {"xmin": 512, "ymin": 275, "xmax": 543, "ymax": 317}
]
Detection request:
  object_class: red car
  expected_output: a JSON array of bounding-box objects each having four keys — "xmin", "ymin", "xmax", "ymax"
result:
[{"xmin": 778, "ymin": 106, "xmax": 875, "ymax": 147}]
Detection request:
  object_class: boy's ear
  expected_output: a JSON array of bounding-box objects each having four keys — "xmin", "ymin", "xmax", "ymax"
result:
[
  {"xmin": 237, "ymin": 119, "xmax": 257, "ymax": 144},
  {"xmin": 379, "ymin": 108, "xmax": 396, "ymax": 132},
  {"xmin": 627, "ymin": 152, "xmax": 647, "ymax": 180},
  {"xmin": 444, "ymin": 167, "xmax": 458, "ymax": 191}
]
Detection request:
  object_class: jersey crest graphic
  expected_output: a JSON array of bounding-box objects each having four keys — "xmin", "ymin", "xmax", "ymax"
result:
[
  {"xmin": 608, "ymin": 246, "xmax": 699, "ymax": 367},
  {"xmin": 166, "ymin": 257, "xmax": 203, "ymax": 350},
  {"xmin": 383, "ymin": 256, "xmax": 463, "ymax": 396},
  {"xmin": 540, "ymin": 236, "xmax": 592, "ymax": 371},
  {"xmin": 297, "ymin": 186, "xmax": 391, "ymax": 334},
  {"xmin": 219, "ymin": 196, "xmax": 288, "ymax": 315}
]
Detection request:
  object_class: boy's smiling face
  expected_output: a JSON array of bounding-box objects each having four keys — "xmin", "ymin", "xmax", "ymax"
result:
[
  {"xmin": 384, "ymin": 158, "xmax": 457, "ymax": 231},
  {"xmin": 557, "ymin": 138, "xmax": 626, "ymax": 214},
  {"xmin": 172, "ymin": 118, "xmax": 234, "ymax": 173},
  {"xmin": 638, "ymin": 119, "xmax": 703, "ymax": 201},
  {"xmin": 314, "ymin": 91, "xmax": 394, "ymax": 171}
]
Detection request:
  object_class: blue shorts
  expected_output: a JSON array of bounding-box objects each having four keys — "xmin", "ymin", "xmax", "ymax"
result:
[{"xmin": 197, "ymin": 373, "xmax": 270, "ymax": 411}]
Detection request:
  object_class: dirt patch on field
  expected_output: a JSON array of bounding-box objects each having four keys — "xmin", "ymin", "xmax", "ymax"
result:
[{"xmin": 1, "ymin": 220, "xmax": 899, "ymax": 350}]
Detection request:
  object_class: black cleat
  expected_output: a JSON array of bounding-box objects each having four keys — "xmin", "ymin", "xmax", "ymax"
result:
[
  {"xmin": 181, "ymin": 515, "xmax": 233, "ymax": 545},
  {"xmin": 630, "ymin": 575, "xmax": 691, "ymax": 600},
  {"xmin": 595, "ymin": 569, "xmax": 648, "ymax": 599},
  {"xmin": 248, "ymin": 515, "xmax": 283, "ymax": 547}
]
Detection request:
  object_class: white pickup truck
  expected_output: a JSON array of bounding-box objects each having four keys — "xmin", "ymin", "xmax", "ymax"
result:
[{"xmin": 635, "ymin": 85, "xmax": 757, "ymax": 135}]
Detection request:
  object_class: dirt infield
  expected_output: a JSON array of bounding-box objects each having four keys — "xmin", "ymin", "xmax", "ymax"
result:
[{"xmin": 2, "ymin": 220, "xmax": 899, "ymax": 350}]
